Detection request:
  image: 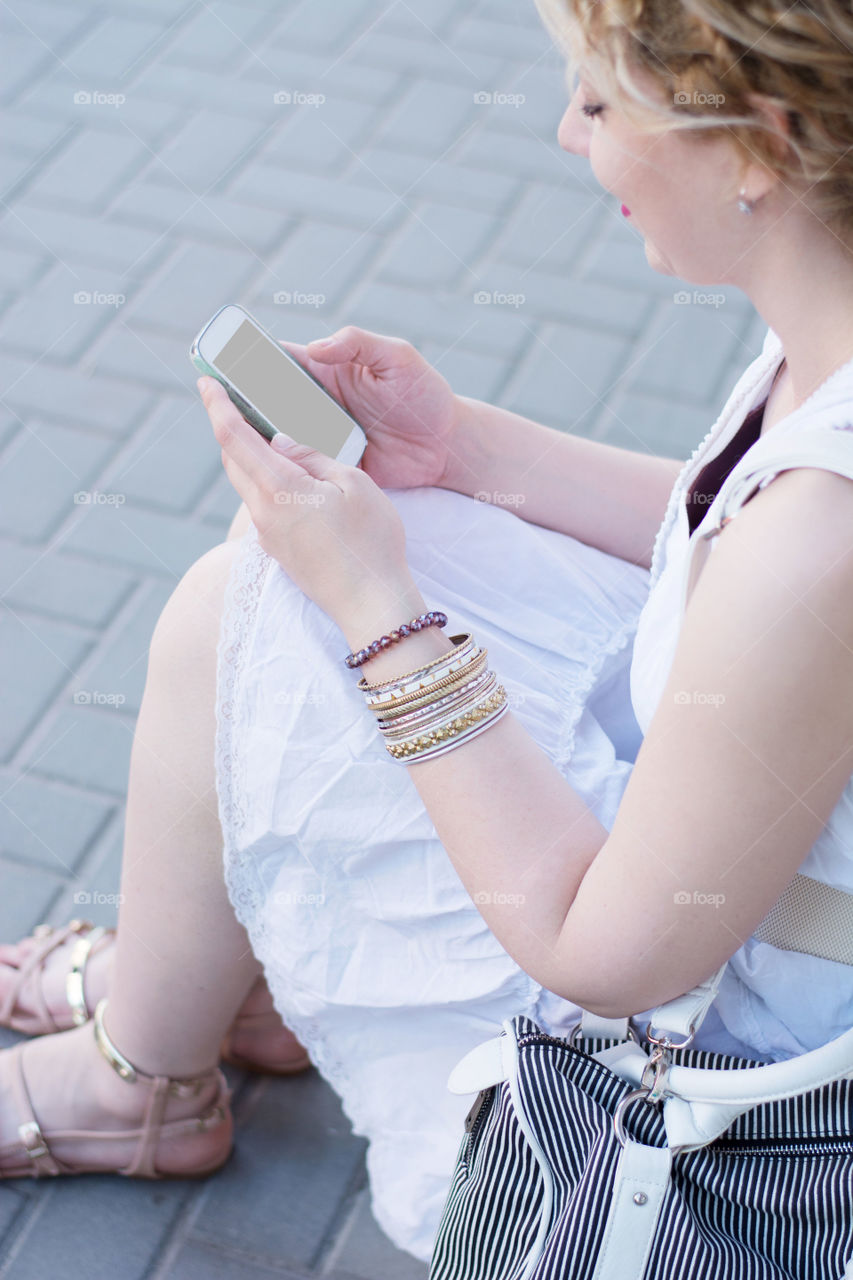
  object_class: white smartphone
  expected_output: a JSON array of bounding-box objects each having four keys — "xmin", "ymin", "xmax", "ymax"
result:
[{"xmin": 190, "ymin": 303, "xmax": 367, "ymax": 465}]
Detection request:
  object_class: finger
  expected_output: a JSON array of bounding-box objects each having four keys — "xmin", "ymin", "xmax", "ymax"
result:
[
  {"xmin": 304, "ymin": 325, "xmax": 413, "ymax": 372},
  {"xmin": 269, "ymin": 430, "xmax": 347, "ymax": 485},
  {"xmin": 199, "ymin": 376, "xmax": 316, "ymax": 493}
]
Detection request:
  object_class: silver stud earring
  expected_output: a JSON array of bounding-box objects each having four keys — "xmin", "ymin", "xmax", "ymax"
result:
[{"xmin": 737, "ymin": 189, "xmax": 755, "ymax": 215}]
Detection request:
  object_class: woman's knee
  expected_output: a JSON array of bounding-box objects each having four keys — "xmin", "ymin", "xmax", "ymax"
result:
[
  {"xmin": 226, "ymin": 502, "xmax": 251, "ymax": 542},
  {"xmin": 147, "ymin": 540, "xmax": 240, "ymax": 692}
]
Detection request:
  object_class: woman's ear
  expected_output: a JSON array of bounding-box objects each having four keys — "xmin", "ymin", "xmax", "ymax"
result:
[{"xmin": 737, "ymin": 93, "xmax": 794, "ymax": 203}]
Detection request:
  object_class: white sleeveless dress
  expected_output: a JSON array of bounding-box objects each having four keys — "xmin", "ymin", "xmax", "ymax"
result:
[{"xmin": 214, "ymin": 325, "xmax": 853, "ymax": 1261}]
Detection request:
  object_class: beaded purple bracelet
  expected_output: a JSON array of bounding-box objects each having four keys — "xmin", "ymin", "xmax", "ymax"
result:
[{"xmin": 344, "ymin": 610, "xmax": 448, "ymax": 669}]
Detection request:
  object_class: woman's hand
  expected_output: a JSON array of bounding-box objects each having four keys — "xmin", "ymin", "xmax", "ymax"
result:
[
  {"xmin": 198, "ymin": 376, "xmax": 419, "ymax": 630},
  {"xmin": 278, "ymin": 326, "xmax": 460, "ymax": 491}
]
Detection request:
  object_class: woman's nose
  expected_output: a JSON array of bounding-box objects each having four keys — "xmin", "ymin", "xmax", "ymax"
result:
[{"xmin": 557, "ymin": 95, "xmax": 591, "ymax": 159}]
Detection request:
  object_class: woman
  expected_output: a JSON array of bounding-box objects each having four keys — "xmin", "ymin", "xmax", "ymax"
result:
[{"xmin": 2, "ymin": 0, "xmax": 853, "ymax": 1264}]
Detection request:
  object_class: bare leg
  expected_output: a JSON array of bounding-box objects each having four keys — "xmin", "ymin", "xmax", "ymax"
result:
[{"xmin": 0, "ymin": 539, "xmax": 262, "ymax": 1170}]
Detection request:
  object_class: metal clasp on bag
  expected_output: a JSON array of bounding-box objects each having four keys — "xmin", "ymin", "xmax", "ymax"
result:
[{"xmin": 612, "ymin": 1022, "xmax": 695, "ymax": 1148}]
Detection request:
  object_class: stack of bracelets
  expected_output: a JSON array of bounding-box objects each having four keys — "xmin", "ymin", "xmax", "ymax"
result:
[{"xmin": 343, "ymin": 611, "xmax": 508, "ymax": 764}]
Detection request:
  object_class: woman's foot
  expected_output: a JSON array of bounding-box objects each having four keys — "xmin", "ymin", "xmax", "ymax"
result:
[
  {"xmin": 0, "ymin": 1011, "xmax": 232, "ymax": 1179},
  {"xmin": 0, "ymin": 923, "xmax": 310, "ymax": 1076}
]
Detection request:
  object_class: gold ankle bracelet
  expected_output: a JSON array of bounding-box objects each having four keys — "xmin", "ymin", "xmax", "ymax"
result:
[{"xmin": 93, "ymin": 999, "xmax": 207, "ymax": 1097}]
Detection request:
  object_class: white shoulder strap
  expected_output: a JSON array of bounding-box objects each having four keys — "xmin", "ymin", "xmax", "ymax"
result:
[{"xmin": 718, "ymin": 423, "xmax": 853, "ymax": 527}]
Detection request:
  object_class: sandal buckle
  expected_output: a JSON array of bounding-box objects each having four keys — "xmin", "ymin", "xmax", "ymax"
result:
[{"xmin": 19, "ymin": 1119, "xmax": 50, "ymax": 1161}]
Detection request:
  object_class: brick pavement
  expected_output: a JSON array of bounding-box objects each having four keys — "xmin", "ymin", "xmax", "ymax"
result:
[{"xmin": 0, "ymin": 0, "xmax": 765, "ymax": 1276}]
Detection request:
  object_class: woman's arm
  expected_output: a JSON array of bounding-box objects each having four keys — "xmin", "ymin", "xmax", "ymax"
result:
[
  {"xmin": 441, "ymin": 395, "xmax": 684, "ymax": 570},
  {"xmin": 341, "ymin": 466, "xmax": 853, "ymax": 1017}
]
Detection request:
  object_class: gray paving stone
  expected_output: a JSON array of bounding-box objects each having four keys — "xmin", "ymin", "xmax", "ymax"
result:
[
  {"xmin": 0, "ymin": 609, "xmax": 92, "ymax": 762},
  {"xmin": 160, "ymin": 3, "xmax": 279, "ymax": 72},
  {"xmin": 255, "ymin": 50, "xmax": 400, "ymax": 107},
  {"xmin": 159, "ymin": 1242, "xmax": 309, "ymax": 1280},
  {"xmin": 61, "ymin": 13, "xmax": 175, "ymax": 81},
  {"xmin": 630, "ymin": 301, "xmax": 753, "ymax": 405},
  {"xmin": 489, "ymin": 180, "xmax": 610, "ymax": 271},
  {"xmin": 111, "ymin": 394, "xmax": 223, "ymax": 514},
  {"xmin": 1, "ymin": 357, "xmax": 157, "ymax": 435},
  {"xmin": 126, "ymin": 242, "xmax": 257, "ymax": 336},
  {"xmin": 1, "ymin": 0, "xmax": 89, "ymax": 51},
  {"xmin": 3, "ymin": 200, "xmax": 166, "ymax": 272},
  {"xmin": 458, "ymin": 123, "xmax": 594, "ymax": 191},
  {"xmin": 109, "ymin": 175, "xmax": 293, "ymax": 255},
  {"xmin": 501, "ymin": 320, "xmax": 630, "ymax": 433},
  {"xmin": 277, "ymin": 0, "xmax": 384, "ymax": 53},
  {"xmin": 0, "ymin": 260, "xmax": 141, "ymax": 364},
  {"xmin": 418, "ymin": 339, "xmax": 509, "ymax": 404},
  {"xmin": 0, "ymin": 111, "xmax": 70, "ymax": 157},
  {"xmin": 0, "ymin": 418, "xmax": 117, "ymax": 542},
  {"xmin": 321, "ymin": 1189, "xmax": 429, "ymax": 1279},
  {"xmin": 81, "ymin": 580, "xmax": 173, "ymax": 717},
  {"xmin": 0, "ymin": 1177, "xmax": 192, "ymax": 1280},
  {"xmin": 0, "ymin": 856, "xmax": 64, "ymax": 939},
  {"xmin": 64, "ymin": 502, "xmax": 217, "ymax": 577},
  {"xmin": 17, "ymin": 81, "xmax": 182, "ymax": 148},
  {"xmin": 353, "ymin": 148, "xmax": 519, "ymax": 214},
  {"xmin": 81, "ymin": 318, "xmax": 208, "ymax": 394},
  {"xmin": 23, "ymin": 703, "xmax": 135, "ymax": 797},
  {"xmin": 0, "ymin": 33, "xmax": 59, "ymax": 107},
  {"xmin": 231, "ymin": 163, "xmax": 407, "ymax": 233},
  {"xmin": 376, "ymin": 80, "xmax": 480, "ymax": 157},
  {"xmin": 350, "ymin": 29, "xmax": 504, "ymax": 85},
  {"xmin": 0, "ymin": 540, "xmax": 133, "ymax": 628},
  {"xmin": 346, "ymin": 280, "xmax": 531, "ymax": 361},
  {"xmin": 154, "ymin": 108, "xmax": 275, "ymax": 192},
  {"xmin": 131, "ymin": 61, "xmax": 287, "ymax": 117},
  {"xmin": 0, "ymin": 769, "xmax": 111, "ymax": 875},
  {"xmin": 260, "ymin": 96, "xmax": 379, "ymax": 177},
  {"xmin": 0, "ymin": 243, "xmax": 48, "ymax": 291},
  {"xmin": 379, "ymin": 200, "xmax": 499, "ymax": 289},
  {"xmin": 23, "ymin": 130, "xmax": 151, "ymax": 211},
  {"xmin": 188, "ymin": 1070, "xmax": 367, "ymax": 1269},
  {"xmin": 594, "ymin": 387, "xmax": 714, "ymax": 459},
  {"xmin": 258, "ymin": 220, "xmax": 384, "ymax": 315}
]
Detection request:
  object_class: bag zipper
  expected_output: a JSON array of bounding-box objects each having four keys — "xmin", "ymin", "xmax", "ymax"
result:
[
  {"xmin": 463, "ymin": 1087, "xmax": 495, "ymax": 1162},
  {"xmin": 712, "ymin": 1137, "xmax": 853, "ymax": 1158}
]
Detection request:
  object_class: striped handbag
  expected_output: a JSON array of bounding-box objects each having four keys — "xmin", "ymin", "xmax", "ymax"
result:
[{"xmin": 429, "ymin": 877, "xmax": 853, "ymax": 1280}]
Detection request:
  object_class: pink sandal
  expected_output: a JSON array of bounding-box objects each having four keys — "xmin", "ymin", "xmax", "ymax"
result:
[
  {"xmin": 0, "ymin": 920, "xmax": 311, "ymax": 1077},
  {"xmin": 0, "ymin": 999, "xmax": 232, "ymax": 1180}
]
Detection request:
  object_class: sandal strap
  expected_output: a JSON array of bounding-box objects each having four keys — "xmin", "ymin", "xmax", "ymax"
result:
[
  {"xmin": 9, "ymin": 1046, "xmax": 61, "ymax": 1176},
  {"xmin": 0, "ymin": 920, "xmax": 112, "ymax": 1033},
  {"xmin": 93, "ymin": 1000, "xmax": 210, "ymax": 1098},
  {"xmin": 65, "ymin": 925, "xmax": 109, "ymax": 1026}
]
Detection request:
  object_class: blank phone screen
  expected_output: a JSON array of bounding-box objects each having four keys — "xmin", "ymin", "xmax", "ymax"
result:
[{"xmin": 215, "ymin": 319, "xmax": 356, "ymax": 454}]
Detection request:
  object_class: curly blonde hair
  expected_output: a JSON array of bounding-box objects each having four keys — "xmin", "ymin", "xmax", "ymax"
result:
[{"xmin": 535, "ymin": 0, "xmax": 853, "ymax": 238}]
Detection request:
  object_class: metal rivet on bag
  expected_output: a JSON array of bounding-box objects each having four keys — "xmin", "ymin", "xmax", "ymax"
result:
[{"xmin": 633, "ymin": 1192, "xmax": 648, "ymax": 1206}]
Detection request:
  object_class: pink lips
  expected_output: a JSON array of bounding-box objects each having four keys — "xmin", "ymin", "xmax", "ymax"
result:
[{"xmin": 621, "ymin": 204, "xmax": 631, "ymax": 217}]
